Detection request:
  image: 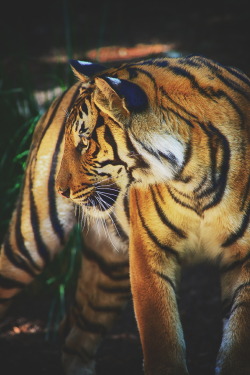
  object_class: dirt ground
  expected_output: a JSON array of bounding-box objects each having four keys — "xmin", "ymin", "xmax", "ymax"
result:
[{"xmin": 1, "ymin": 1, "xmax": 250, "ymax": 374}]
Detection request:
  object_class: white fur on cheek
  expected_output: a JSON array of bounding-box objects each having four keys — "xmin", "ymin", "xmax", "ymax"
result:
[
  {"xmin": 129, "ymin": 131, "xmax": 185, "ymax": 183},
  {"xmin": 150, "ymin": 133, "xmax": 185, "ymax": 168}
]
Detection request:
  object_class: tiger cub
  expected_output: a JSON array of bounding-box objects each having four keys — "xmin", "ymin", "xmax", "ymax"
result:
[{"xmin": 1, "ymin": 55, "xmax": 250, "ymax": 375}]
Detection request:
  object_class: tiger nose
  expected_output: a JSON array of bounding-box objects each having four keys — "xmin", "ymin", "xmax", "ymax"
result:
[{"xmin": 57, "ymin": 187, "xmax": 70, "ymax": 198}]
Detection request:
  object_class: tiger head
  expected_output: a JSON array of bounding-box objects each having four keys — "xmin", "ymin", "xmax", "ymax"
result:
[{"xmin": 56, "ymin": 59, "xmax": 186, "ymax": 217}]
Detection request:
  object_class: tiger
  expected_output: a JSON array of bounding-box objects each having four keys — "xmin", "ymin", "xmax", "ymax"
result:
[{"xmin": 1, "ymin": 54, "xmax": 250, "ymax": 375}]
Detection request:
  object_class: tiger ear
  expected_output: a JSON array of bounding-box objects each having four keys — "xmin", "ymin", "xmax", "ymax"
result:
[
  {"xmin": 69, "ymin": 59, "xmax": 107, "ymax": 81},
  {"xmin": 94, "ymin": 76, "xmax": 148, "ymax": 125}
]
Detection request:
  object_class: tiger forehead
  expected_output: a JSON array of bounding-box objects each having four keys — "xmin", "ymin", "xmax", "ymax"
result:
[{"xmin": 67, "ymin": 92, "xmax": 97, "ymax": 136}]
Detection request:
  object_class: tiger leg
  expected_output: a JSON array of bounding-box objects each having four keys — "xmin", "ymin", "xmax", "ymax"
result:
[
  {"xmin": 216, "ymin": 256, "xmax": 250, "ymax": 374},
  {"xmin": 61, "ymin": 226, "xmax": 130, "ymax": 375},
  {"xmin": 129, "ymin": 189, "xmax": 188, "ymax": 375}
]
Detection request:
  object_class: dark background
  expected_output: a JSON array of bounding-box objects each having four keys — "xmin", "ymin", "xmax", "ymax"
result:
[
  {"xmin": 0, "ymin": 1, "xmax": 250, "ymax": 374},
  {"xmin": 1, "ymin": 0, "xmax": 250, "ymax": 87}
]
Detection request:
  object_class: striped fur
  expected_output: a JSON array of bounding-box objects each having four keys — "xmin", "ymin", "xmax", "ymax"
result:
[{"xmin": 1, "ymin": 54, "xmax": 250, "ymax": 374}]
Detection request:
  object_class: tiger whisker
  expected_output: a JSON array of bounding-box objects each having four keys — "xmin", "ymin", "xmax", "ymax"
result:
[
  {"xmin": 62, "ymin": 108, "xmax": 71, "ymax": 118},
  {"xmin": 93, "ymin": 177, "xmax": 115, "ymax": 186},
  {"xmin": 94, "ymin": 194, "xmax": 120, "ymax": 250},
  {"xmin": 95, "ymin": 191, "xmax": 120, "ymax": 199},
  {"xmin": 106, "ymin": 211, "xmax": 121, "ymax": 239},
  {"xmin": 95, "ymin": 186, "xmax": 120, "ymax": 192},
  {"xmin": 96, "ymin": 191, "xmax": 122, "ymax": 207}
]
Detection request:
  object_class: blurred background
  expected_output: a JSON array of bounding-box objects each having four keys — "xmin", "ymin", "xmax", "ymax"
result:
[{"xmin": 0, "ymin": 0, "xmax": 250, "ymax": 374}]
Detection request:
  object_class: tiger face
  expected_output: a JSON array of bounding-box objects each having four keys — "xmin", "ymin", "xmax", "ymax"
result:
[
  {"xmin": 56, "ymin": 60, "xmax": 186, "ymax": 217},
  {"xmin": 56, "ymin": 86, "xmax": 133, "ymax": 216}
]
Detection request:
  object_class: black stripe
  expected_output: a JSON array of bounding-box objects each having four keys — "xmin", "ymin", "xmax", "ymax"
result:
[
  {"xmin": 224, "ymin": 66, "xmax": 250, "ymax": 88},
  {"xmin": 161, "ymin": 104, "xmax": 195, "ymax": 128},
  {"xmin": 97, "ymin": 158, "xmax": 123, "ymax": 168},
  {"xmin": 155, "ymin": 271, "xmax": 176, "ymax": 291},
  {"xmin": 48, "ymin": 125, "xmax": 66, "ymax": 245},
  {"xmin": 88, "ymin": 300, "xmax": 123, "ymax": 314},
  {"xmin": 29, "ymin": 165, "xmax": 50, "ymax": 265},
  {"xmin": 81, "ymin": 164, "xmax": 96, "ymax": 175},
  {"xmin": 110, "ymin": 214, "xmax": 129, "ymax": 241},
  {"xmin": 220, "ymin": 252, "xmax": 250, "ymax": 273},
  {"xmin": 95, "ymin": 113, "xmax": 105, "ymax": 128},
  {"xmin": 3, "ymin": 233, "xmax": 37, "ymax": 277},
  {"xmin": 222, "ymin": 204, "xmax": 250, "ymax": 247},
  {"xmin": 232, "ymin": 281, "xmax": 250, "ymax": 303},
  {"xmin": 83, "ymin": 246, "xmax": 129, "ymax": 281},
  {"xmin": 226, "ymin": 281, "xmax": 250, "ymax": 318},
  {"xmin": 131, "ymin": 67, "xmax": 158, "ymax": 91},
  {"xmin": 240, "ymin": 175, "xmax": 250, "ymax": 211},
  {"xmin": 169, "ymin": 66, "xmax": 214, "ymax": 99},
  {"xmin": 174, "ymin": 141, "xmax": 193, "ymax": 182},
  {"xmin": 125, "ymin": 133, "xmax": 151, "ymax": 174},
  {"xmin": 137, "ymin": 59, "xmax": 169, "ymax": 68},
  {"xmin": 127, "ymin": 67, "xmax": 138, "ymax": 79},
  {"xmin": 194, "ymin": 56, "xmax": 250, "ymax": 99},
  {"xmin": 14, "ymin": 182, "xmax": 42, "ymax": 272},
  {"xmin": 0, "ymin": 274, "xmax": 26, "ymax": 289},
  {"xmin": 48, "ymin": 87, "xmax": 80, "ymax": 245},
  {"xmin": 229, "ymin": 301, "xmax": 250, "ymax": 317},
  {"xmin": 168, "ymin": 65, "xmax": 245, "ymax": 125},
  {"xmin": 74, "ymin": 190, "xmax": 91, "ymax": 200},
  {"xmin": 166, "ymin": 185, "xmax": 200, "ymax": 215},
  {"xmin": 102, "ymin": 123, "xmax": 135, "ymax": 183},
  {"xmin": 179, "ymin": 57, "xmax": 203, "ymax": 68},
  {"xmin": 77, "ymin": 313, "xmax": 107, "ymax": 335},
  {"xmin": 91, "ymin": 140, "xmax": 100, "ymax": 159},
  {"xmin": 103, "ymin": 125, "xmax": 127, "ymax": 170},
  {"xmin": 208, "ymin": 129, "xmax": 218, "ymax": 187},
  {"xmin": 131, "ymin": 134, "xmax": 179, "ymax": 171},
  {"xmin": 135, "ymin": 191, "xmax": 181, "ymax": 262},
  {"xmin": 203, "ymin": 123, "xmax": 230, "ymax": 211},
  {"xmin": 160, "ymin": 86, "xmax": 199, "ymax": 120},
  {"xmin": 150, "ymin": 186, "xmax": 186, "ymax": 239},
  {"xmin": 123, "ymin": 194, "xmax": 130, "ymax": 222},
  {"xmin": 73, "ymin": 184, "xmax": 92, "ymax": 196},
  {"xmin": 35, "ymin": 89, "xmax": 70, "ymax": 156},
  {"xmin": 158, "ymin": 150, "xmax": 179, "ymax": 168},
  {"xmin": 193, "ymin": 175, "xmax": 208, "ymax": 194},
  {"xmin": 193, "ymin": 122, "xmax": 219, "ymax": 199},
  {"xmin": 124, "ymin": 132, "xmax": 140, "ymax": 158}
]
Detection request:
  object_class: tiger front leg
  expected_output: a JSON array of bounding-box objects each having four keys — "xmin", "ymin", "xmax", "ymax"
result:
[
  {"xmin": 129, "ymin": 188, "xmax": 189, "ymax": 375},
  {"xmin": 216, "ymin": 256, "xmax": 250, "ymax": 375}
]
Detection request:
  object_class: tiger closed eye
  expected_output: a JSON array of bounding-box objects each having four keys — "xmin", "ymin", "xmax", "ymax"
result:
[{"xmin": 76, "ymin": 138, "xmax": 89, "ymax": 153}]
